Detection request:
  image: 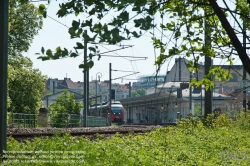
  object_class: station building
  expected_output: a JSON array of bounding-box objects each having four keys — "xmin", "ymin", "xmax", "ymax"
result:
[{"xmin": 120, "ymin": 82, "xmax": 235, "ymax": 124}]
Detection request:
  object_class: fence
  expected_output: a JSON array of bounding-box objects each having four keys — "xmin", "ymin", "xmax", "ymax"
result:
[
  {"xmin": 8, "ymin": 113, "xmax": 37, "ymax": 128},
  {"xmin": 51, "ymin": 114, "xmax": 107, "ymax": 127},
  {"xmin": 8, "ymin": 112, "xmax": 108, "ymax": 128},
  {"xmin": 83, "ymin": 116, "xmax": 107, "ymax": 127}
]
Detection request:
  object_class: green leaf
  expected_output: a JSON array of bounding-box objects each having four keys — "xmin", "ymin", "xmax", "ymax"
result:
[
  {"xmin": 56, "ymin": 47, "xmax": 61, "ymax": 52},
  {"xmin": 88, "ymin": 47, "xmax": 96, "ymax": 53},
  {"xmin": 70, "ymin": 52, "xmax": 78, "ymax": 57},
  {"xmin": 79, "ymin": 64, "xmax": 84, "ymax": 68},
  {"xmin": 132, "ymin": 31, "xmax": 139, "ymax": 38},
  {"xmin": 46, "ymin": 49, "xmax": 53, "ymax": 57},
  {"xmin": 41, "ymin": 47, "xmax": 45, "ymax": 54},
  {"xmin": 38, "ymin": 4, "xmax": 47, "ymax": 18},
  {"xmin": 43, "ymin": 11, "xmax": 47, "ymax": 18},
  {"xmin": 75, "ymin": 42, "xmax": 84, "ymax": 49},
  {"xmin": 37, "ymin": 56, "xmax": 50, "ymax": 61},
  {"xmin": 72, "ymin": 20, "xmax": 80, "ymax": 29},
  {"xmin": 89, "ymin": 8, "xmax": 95, "ymax": 15},
  {"xmin": 39, "ymin": 4, "xmax": 45, "ymax": 10}
]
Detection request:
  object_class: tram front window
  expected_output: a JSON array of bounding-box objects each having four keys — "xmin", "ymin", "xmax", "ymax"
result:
[{"xmin": 111, "ymin": 107, "xmax": 122, "ymax": 115}]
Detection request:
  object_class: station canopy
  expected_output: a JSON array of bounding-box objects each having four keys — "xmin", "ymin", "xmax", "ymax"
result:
[{"xmin": 119, "ymin": 91, "xmax": 189, "ymax": 108}]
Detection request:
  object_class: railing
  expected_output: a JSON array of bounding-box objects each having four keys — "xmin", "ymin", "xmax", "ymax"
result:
[
  {"xmin": 8, "ymin": 112, "xmax": 108, "ymax": 128},
  {"xmin": 8, "ymin": 113, "xmax": 37, "ymax": 128},
  {"xmin": 84, "ymin": 116, "xmax": 107, "ymax": 127},
  {"xmin": 50, "ymin": 113, "xmax": 81, "ymax": 128},
  {"xmin": 51, "ymin": 114, "xmax": 107, "ymax": 128}
]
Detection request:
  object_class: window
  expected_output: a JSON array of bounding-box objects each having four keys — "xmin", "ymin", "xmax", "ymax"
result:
[{"xmin": 229, "ymin": 73, "xmax": 238, "ymax": 82}]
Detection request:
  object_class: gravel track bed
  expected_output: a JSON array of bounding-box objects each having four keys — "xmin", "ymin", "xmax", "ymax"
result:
[{"xmin": 7, "ymin": 125, "xmax": 163, "ymax": 134}]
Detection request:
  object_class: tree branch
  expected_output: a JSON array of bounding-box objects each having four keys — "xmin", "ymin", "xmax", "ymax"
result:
[{"xmin": 208, "ymin": 0, "xmax": 250, "ymax": 75}]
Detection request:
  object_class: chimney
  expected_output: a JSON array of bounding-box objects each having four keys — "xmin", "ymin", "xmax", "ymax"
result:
[{"xmin": 219, "ymin": 87, "xmax": 223, "ymax": 94}]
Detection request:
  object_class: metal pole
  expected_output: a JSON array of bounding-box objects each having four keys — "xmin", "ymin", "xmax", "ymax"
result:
[
  {"xmin": 179, "ymin": 57, "xmax": 181, "ymax": 81},
  {"xmin": 87, "ymin": 65, "xmax": 89, "ymax": 121},
  {"xmin": 204, "ymin": 9, "xmax": 212, "ymax": 117},
  {"xmin": 87, "ymin": 72, "xmax": 89, "ymax": 109},
  {"xmin": 189, "ymin": 72, "xmax": 192, "ymax": 114},
  {"xmin": 0, "ymin": 0, "xmax": 9, "ymax": 158},
  {"xmin": 201, "ymin": 86, "xmax": 202, "ymax": 116},
  {"xmin": 109, "ymin": 63, "xmax": 112, "ymax": 125},
  {"xmin": 132, "ymin": 102, "xmax": 133, "ymax": 123},
  {"xmin": 248, "ymin": 94, "xmax": 250, "ymax": 111},
  {"xmin": 95, "ymin": 72, "xmax": 102, "ymax": 116},
  {"xmin": 101, "ymin": 95, "xmax": 102, "ymax": 116},
  {"xmin": 96, "ymin": 79, "xmax": 97, "ymax": 116},
  {"xmin": 170, "ymin": 95, "xmax": 173, "ymax": 122},
  {"xmin": 243, "ymin": 21, "xmax": 247, "ymax": 113},
  {"xmin": 53, "ymin": 81, "xmax": 55, "ymax": 94},
  {"xmin": 129, "ymin": 82, "xmax": 131, "ymax": 122},
  {"xmin": 83, "ymin": 30, "xmax": 87, "ymax": 127}
]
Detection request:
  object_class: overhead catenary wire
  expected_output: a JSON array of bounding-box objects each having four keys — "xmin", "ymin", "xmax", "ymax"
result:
[
  {"xmin": 48, "ymin": 15, "xmax": 69, "ymax": 28},
  {"xmin": 130, "ymin": 46, "xmax": 138, "ymax": 79},
  {"xmin": 38, "ymin": 11, "xmax": 141, "ymax": 80},
  {"xmin": 112, "ymin": 72, "xmax": 140, "ymax": 81}
]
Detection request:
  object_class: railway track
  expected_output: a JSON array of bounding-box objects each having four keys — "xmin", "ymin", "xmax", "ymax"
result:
[
  {"xmin": 7, "ymin": 129, "xmax": 150, "ymax": 139},
  {"xmin": 7, "ymin": 124, "xmax": 172, "ymax": 140}
]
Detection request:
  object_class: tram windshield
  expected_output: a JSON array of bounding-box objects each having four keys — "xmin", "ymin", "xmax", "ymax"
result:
[{"xmin": 111, "ymin": 106, "xmax": 122, "ymax": 114}]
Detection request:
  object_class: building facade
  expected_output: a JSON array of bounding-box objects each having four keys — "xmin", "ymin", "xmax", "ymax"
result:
[
  {"xmin": 198, "ymin": 64, "xmax": 250, "ymax": 93},
  {"xmin": 45, "ymin": 78, "xmax": 130, "ymax": 105}
]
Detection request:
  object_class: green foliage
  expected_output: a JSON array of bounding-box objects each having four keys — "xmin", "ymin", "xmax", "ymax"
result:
[
  {"xmin": 234, "ymin": 111, "xmax": 250, "ymax": 130},
  {"xmin": 8, "ymin": 56, "xmax": 46, "ymax": 114},
  {"xmin": 7, "ymin": 0, "xmax": 45, "ymax": 114},
  {"xmin": 49, "ymin": 90, "xmax": 83, "ymax": 127},
  {"xmin": 9, "ymin": 0, "xmax": 43, "ymax": 55},
  {"xmin": 49, "ymin": 90, "xmax": 83, "ymax": 114},
  {"xmin": 177, "ymin": 115, "xmax": 204, "ymax": 129},
  {"xmin": 190, "ymin": 66, "xmax": 233, "ymax": 91},
  {"xmin": 179, "ymin": 111, "xmax": 240, "ymax": 129},
  {"xmin": 34, "ymin": 0, "xmax": 250, "ymax": 89},
  {"xmin": 132, "ymin": 89, "xmax": 146, "ymax": 97},
  {"xmin": 5, "ymin": 113, "xmax": 250, "ymax": 165},
  {"xmin": 194, "ymin": 103, "xmax": 203, "ymax": 116}
]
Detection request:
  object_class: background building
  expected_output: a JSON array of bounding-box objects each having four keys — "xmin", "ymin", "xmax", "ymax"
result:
[
  {"xmin": 45, "ymin": 78, "xmax": 130, "ymax": 107},
  {"xmin": 198, "ymin": 64, "xmax": 250, "ymax": 93},
  {"xmin": 132, "ymin": 74, "xmax": 166, "ymax": 89}
]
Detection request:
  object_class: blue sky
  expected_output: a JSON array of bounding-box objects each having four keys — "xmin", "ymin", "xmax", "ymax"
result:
[{"xmin": 27, "ymin": 0, "xmax": 243, "ymax": 83}]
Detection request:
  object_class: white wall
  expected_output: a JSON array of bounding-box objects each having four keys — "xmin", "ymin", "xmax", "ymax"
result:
[
  {"xmin": 194, "ymin": 99, "xmax": 233, "ymax": 113},
  {"xmin": 42, "ymin": 93, "xmax": 62, "ymax": 108}
]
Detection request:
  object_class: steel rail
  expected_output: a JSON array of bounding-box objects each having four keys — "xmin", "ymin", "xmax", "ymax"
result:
[
  {"xmin": 7, "ymin": 124, "xmax": 176, "ymax": 139},
  {"xmin": 7, "ymin": 129, "xmax": 152, "ymax": 138}
]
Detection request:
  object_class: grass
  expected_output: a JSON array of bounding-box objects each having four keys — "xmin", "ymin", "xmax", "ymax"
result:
[{"xmin": 2, "ymin": 111, "xmax": 250, "ymax": 166}]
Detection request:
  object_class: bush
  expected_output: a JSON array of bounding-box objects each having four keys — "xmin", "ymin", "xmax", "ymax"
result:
[{"xmin": 4, "ymin": 111, "xmax": 250, "ymax": 165}]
